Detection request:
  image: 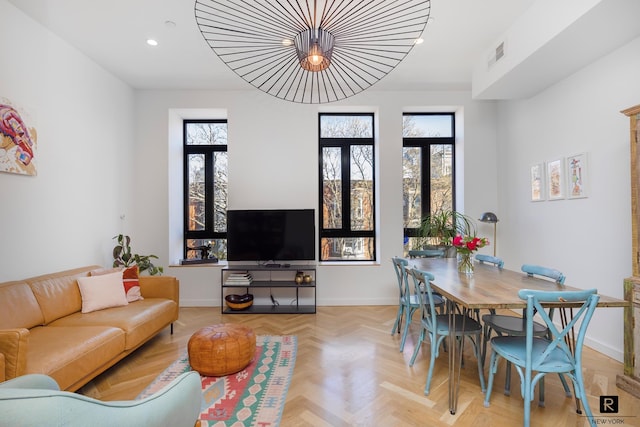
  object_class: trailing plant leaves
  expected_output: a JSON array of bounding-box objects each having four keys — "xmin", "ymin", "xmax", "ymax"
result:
[{"xmin": 112, "ymin": 234, "xmax": 163, "ymax": 275}]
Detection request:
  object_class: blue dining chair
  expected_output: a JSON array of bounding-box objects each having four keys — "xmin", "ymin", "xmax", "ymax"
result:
[
  {"xmin": 475, "ymin": 254, "xmax": 504, "ymax": 268},
  {"xmin": 484, "ymin": 288, "xmax": 599, "ymax": 427},
  {"xmin": 391, "ymin": 257, "xmax": 445, "ymax": 352},
  {"xmin": 408, "ymin": 248, "xmax": 445, "ymax": 258},
  {"xmin": 481, "ymin": 264, "xmax": 571, "ymax": 404},
  {"xmin": 407, "ymin": 267, "xmax": 485, "ymax": 395}
]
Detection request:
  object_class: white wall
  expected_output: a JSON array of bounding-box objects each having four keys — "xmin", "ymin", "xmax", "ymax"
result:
[
  {"xmin": 0, "ymin": 0, "xmax": 136, "ymax": 279},
  {"xmin": 133, "ymin": 89, "xmax": 499, "ymax": 308},
  {"xmin": 496, "ymin": 35, "xmax": 640, "ymax": 360}
]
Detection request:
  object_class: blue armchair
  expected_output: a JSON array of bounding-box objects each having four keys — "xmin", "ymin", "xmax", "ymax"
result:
[{"xmin": 0, "ymin": 371, "xmax": 202, "ymax": 427}]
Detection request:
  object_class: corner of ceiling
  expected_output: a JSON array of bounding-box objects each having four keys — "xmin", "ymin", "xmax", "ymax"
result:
[{"xmin": 471, "ymin": 0, "xmax": 640, "ymax": 101}]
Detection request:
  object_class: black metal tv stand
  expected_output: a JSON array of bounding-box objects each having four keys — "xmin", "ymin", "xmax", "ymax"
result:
[{"xmin": 221, "ymin": 264, "xmax": 316, "ymax": 314}]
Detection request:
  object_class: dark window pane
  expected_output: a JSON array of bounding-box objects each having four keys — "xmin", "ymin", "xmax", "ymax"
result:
[
  {"xmin": 186, "ymin": 238, "xmax": 227, "ymax": 261},
  {"xmin": 320, "ymin": 237, "xmax": 374, "ymax": 261},
  {"xmin": 403, "ymin": 147, "xmax": 422, "ymax": 228},
  {"xmin": 350, "ymin": 145, "xmax": 373, "ymax": 231},
  {"xmin": 430, "ymin": 144, "xmax": 453, "ymax": 213},
  {"xmin": 322, "ymin": 147, "xmax": 342, "ymax": 229},
  {"xmin": 213, "ymin": 152, "xmax": 228, "ymax": 232},
  {"xmin": 187, "ymin": 154, "xmax": 205, "ymax": 231}
]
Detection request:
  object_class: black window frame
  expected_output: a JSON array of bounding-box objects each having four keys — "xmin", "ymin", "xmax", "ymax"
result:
[
  {"xmin": 182, "ymin": 119, "xmax": 228, "ymax": 260},
  {"xmin": 402, "ymin": 112, "xmax": 456, "ymax": 241},
  {"xmin": 318, "ymin": 112, "xmax": 377, "ymax": 262}
]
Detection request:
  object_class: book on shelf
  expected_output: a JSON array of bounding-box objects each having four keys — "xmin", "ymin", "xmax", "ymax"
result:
[{"xmin": 225, "ymin": 273, "xmax": 253, "ymax": 285}]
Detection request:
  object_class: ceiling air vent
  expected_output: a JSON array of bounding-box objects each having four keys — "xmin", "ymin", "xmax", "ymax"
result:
[{"xmin": 487, "ymin": 41, "xmax": 505, "ymax": 68}]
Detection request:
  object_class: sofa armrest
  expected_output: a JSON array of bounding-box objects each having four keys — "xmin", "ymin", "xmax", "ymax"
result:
[
  {"xmin": 0, "ymin": 371, "xmax": 201, "ymax": 427},
  {"xmin": 0, "ymin": 328, "xmax": 29, "ymax": 381},
  {"xmin": 0, "ymin": 373, "xmax": 59, "ymax": 390},
  {"xmin": 139, "ymin": 276, "xmax": 179, "ymax": 304}
]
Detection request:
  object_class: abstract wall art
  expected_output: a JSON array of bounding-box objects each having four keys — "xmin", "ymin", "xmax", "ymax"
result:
[{"xmin": 0, "ymin": 98, "xmax": 37, "ymax": 176}]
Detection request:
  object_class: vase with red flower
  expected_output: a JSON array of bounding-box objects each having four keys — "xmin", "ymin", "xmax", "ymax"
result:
[{"xmin": 452, "ymin": 234, "xmax": 489, "ymax": 275}]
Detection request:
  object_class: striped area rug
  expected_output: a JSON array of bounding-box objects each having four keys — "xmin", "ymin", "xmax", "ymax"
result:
[{"xmin": 138, "ymin": 335, "xmax": 297, "ymax": 427}]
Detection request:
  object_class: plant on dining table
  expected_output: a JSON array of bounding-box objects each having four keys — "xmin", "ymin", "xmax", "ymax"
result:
[{"xmin": 452, "ymin": 234, "xmax": 489, "ymax": 274}]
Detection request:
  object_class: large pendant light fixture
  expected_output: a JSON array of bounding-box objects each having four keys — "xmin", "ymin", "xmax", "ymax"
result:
[{"xmin": 194, "ymin": 0, "xmax": 431, "ymax": 104}]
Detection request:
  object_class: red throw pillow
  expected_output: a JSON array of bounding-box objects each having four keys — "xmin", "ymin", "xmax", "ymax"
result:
[
  {"xmin": 90, "ymin": 266, "xmax": 144, "ymax": 303},
  {"xmin": 122, "ymin": 265, "xmax": 143, "ymax": 302}
]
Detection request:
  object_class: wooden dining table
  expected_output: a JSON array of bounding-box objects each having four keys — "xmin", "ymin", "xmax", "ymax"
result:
[{"xmin": 411, "ymin": 257, "xmax": 629, "ymax": 415}]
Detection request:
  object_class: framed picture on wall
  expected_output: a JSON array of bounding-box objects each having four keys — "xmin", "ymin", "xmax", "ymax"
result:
[
  {"xmin": 546, "ymin": 158, "xmax": 565, "ymax": 200},
  {"xmin": 530, "ymin": 162, "xmax": 545, "ymax": 202},
  {"xmin": 566, "ymin": 152, "xmax": 588, "ymax": 199}
]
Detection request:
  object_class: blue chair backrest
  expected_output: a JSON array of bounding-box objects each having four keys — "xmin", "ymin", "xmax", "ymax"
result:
[
  {"xmin": 407, "ymin": 268, "xmax": 438, "ymax": 329},
  {"xmin": 475, "ymin": 254, "xmax": 504, "ymax": 269},
  {"xmin": 392, "ymin": 257, "xmax": 410, "ymax": 298},
  {"xmin": 408, "ymin": 249, "xmax": 445, "ymax": 258},
  {"xmin": 518, "ymin": 288, "xmax": 599, "ymax": 369},
  {"xmin": 521, "ymin": 264, "xmax": 565, "ymax": 284}
]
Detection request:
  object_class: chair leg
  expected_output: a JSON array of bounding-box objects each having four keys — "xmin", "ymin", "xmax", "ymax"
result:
[
  {"xmin": 504, "ymin": 361, "xmax": 512, "ymax": 396},
  {"xmin": 523, "ymin": 382, "xmax": 532, "ymax": 427},
  {"xmin": 574, "ymin": 370, "xmax": 594, "ymax": 423},
  {"xmin": 424, "ymin": 339, "xmax": 438, "ymax": 395},
  {"xmin": 481, "ymin": 324, "xmax": 491, "ymax": 367},
  {"xmin": 484, "ymin": 351, "xmax": 499, "ymax": 407},
  {"xmin": 558, "ymin": 373, "xmax": 573, "ymax": 397},
  {"xmin": 409, "ymin": 327, "xmax": 426, "ymax": 366},
  {"xmin": 391, "ymin": 305, "xmax": 403, "ymax": 335},
  {"xmin": 473, "ymin": 335, "xmax": 486, "ymax": 392},
  {"xmin": 399, "ymin": 306, "xmax": 414, "ymax": 352}
]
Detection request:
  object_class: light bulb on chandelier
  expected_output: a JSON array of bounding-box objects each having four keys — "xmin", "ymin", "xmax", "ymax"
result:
[{"xmin": 295, "ymin": 28, "xmax": 334, "ymax": 72}]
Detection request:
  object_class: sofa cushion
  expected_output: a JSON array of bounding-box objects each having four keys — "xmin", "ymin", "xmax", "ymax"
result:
[
  {"xmin": 90, "ymin": 266, "xmax": 143, "ymax": 303},
  {"xmin": 27, "ymin": 267, "xmax": 100, "ymax": 324},
  {"xmin": 27, "ymin": 325, "xmax": 125, "ymax": 391},
  {"xmin": 77, "ymin": 272, "xmax": 128, "ymax": 313},
  {"xmin": 0, "ymin": 282, "xmax": 44, "ymax": 329},
  {"xmin": 122, "ymin": 266, "xmax": 143, "ymax": 302},
  {"xmin": 49, "ymin": 299, "xmax": 177, "ymax": 350}
]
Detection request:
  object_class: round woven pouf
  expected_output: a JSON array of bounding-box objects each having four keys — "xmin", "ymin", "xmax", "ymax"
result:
[{"xmin": 187, "ymin": 323, "xmax": 256, "ymax": 376}]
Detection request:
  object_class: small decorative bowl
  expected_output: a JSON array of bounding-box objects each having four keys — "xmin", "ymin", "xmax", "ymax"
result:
[{"xmin": 225, "ymin": 293, "xmax": 254, "ymax": 310}]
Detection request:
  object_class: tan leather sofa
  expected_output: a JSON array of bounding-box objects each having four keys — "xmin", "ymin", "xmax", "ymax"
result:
[{"xmin": 0, "ymin": 265, "xmax": 179, "ymax": 391}]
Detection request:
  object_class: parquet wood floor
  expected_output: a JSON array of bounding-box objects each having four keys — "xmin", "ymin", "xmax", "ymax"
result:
[{"xmin": 78, "ymin": 306, "xmax": 639, "ymax": 426}]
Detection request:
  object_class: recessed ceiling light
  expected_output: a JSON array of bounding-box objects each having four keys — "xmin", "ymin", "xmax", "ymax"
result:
[
  {"xmin": 147, "ymin": 39, "xmax": 158, "ymax": 46},
  {"xmin": 414, "ymin": 38, "xmax": 424, "ymax": 45}
]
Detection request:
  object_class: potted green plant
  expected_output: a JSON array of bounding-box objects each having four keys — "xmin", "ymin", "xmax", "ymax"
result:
[
  {"xmin": 112, "ymin": 234, "xmax": 163, "ymax": 275},
  {"xmin": 416, "ymin": 210, "xmax": 476, "ymax": 257}
]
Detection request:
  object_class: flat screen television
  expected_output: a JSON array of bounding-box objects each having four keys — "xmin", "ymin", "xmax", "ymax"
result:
[{"xmin": 227, "ymin": 209, "xmax": 315, "ymax": 262}]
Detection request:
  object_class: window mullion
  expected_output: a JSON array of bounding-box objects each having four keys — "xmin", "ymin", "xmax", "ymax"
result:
[
  {"xmin": 421, "ymin": 144, "xmax": 431, "ymax": 218},
  {"xmin": 341, "ymin": 142, "xmax": 351, "ymax": 233}
]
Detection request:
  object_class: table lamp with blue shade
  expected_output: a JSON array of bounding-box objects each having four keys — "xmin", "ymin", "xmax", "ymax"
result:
[{"xmin": 479, "ymin": 212, "xmax": 499, "ymax": 257}]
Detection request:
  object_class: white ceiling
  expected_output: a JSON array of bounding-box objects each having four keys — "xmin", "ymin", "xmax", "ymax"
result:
[{"xmin": 8, "ymin": 0, "xmax": 537, "ymax": 92}]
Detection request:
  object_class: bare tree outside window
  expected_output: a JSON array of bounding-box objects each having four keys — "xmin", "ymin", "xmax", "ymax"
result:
[
  {"xmin": 402, "ymin": 114, "xmax": 455, "ymax": 255},
  {"xmin": 320, "ymin": 114, "xmax": 376, "ymax": 261},
  {"xmin": 184, "ymin": 120, "xmax": 228, "ymax": 260}
]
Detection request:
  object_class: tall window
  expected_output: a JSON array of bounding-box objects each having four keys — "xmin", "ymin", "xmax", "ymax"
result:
[
  {"xmin": 402, "ymin": 113, "xmax": 455, "ymax": 252},
  {"xmin": 183, "ymin": 120, "xmax": 228, "ymax": 260},
  {"xmin": 319, "ymin": 113, "xmax": 376, "ymax": 261}
]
